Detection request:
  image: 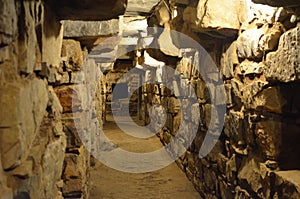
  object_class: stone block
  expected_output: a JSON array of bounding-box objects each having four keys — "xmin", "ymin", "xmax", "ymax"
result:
[
  {"xmin": 238, "ymin": 158, "xmax": 271, "ymax": 197},
  {"xmin": 183, "ymin": 0, "xmax": 241, "ymax": 36},
  {"xmin": 61, "ymin": 39, "xmax": 83, "ymax": 71},
  {"xmin": 236, "ymin": 28, "xmax": 264, "ymax": 59},
  {"xmin": 18, "ymin": 1, "xmax": 43, "ymax": 74},
  {"xmin": 220, "ymin": 42, "xmax": 238, "ymax": 79},
  {"xmin": 42, "ymin": 6, "xmax": 63, "ymax": 68},
  {"xmin": 63, "ymin": 19, "xmax": 119, "ymax": 37},
  {"xmin": 42, "ymin": 135, "xmax": 66, "ymax": 199},
  {"xmin": 0, "ymin": 0, "xmax": 17, "ymax": 46},
  {"xmin": 55, "ymin": 85, "xmax": 88, "ymax": 113},
  {"xmin": 259, "ymin": 23, "xmax": 283, "ymax": 52},
  {"xmin": 0, "ymin": 79, "xmax": 48, "ymax": 169},
  {"xmin": 255, "ymin": 120, "xmax": 282, "ymax": 160},
  {"xmin": 265, "ymin": 27, "xmax": 300, "ymax": 82}
]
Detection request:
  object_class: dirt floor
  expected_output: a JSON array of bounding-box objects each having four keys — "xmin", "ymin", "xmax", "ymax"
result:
[{"xmin": 90, "ymin": 115, "xmax": 201, "ymax": 199}]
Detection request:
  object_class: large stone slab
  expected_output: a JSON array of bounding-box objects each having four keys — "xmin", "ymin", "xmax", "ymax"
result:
[
  {"xmin": 252, "ymin": 0, "xmax": 300, "ymax": 7},
  {"xmin": 0, "ymin": 79, "xmax": 48, "ymax": 169},
  {"xmin": 125, "ymin": 0, "xmax": 161, "ymax": 15},
  {"xmin": 63, "ymin": 19, "xmax": 119, "ymax": 38},
  {"xmin": 183, "ymin": 0, "xmax": 241, "ymax": 36},
  {"xmin": 49, "ymin": 0, "xmax": 126, "ymax": 21}
]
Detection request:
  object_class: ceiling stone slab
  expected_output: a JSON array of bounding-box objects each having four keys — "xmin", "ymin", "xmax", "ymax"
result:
[
  {"xmin": 63, "ymin": 19, "xmax": 120, "ymax": 38},
  {"xmin": 251, "ymin": 0, "xmax": 300, "ymax": 7},
  {"xmin": 49, "ymin": 0, "xmax": 127, "ymax": 21},
  {"xmin": 125, "ymin": 0, "xmax": 162, "ymax": 15}
]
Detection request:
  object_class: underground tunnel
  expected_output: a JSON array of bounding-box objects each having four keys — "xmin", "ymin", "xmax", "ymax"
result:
[{"xmin": 0, "ymin": 0, "xmax": 300, "ymax": 198}]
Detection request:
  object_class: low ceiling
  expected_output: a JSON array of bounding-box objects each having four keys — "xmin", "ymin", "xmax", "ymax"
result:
[{"xmin": 49, "ymin": 0, "xmax": 162, "ymax": 21}]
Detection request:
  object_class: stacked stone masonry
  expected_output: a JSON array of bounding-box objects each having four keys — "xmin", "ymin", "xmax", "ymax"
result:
[
  {"xmin": 141, "ymin": 0, "xmax": 300, "ymax": 198},
  {"xmin": 0, "ymin": 0, "xmax": 300, "ymax": 199},
  {"xmin": 0, "ymin": 1, "xmax": 106, "ymax": 198}
]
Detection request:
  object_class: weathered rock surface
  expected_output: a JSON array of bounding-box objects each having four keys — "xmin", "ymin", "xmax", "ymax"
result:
[
  {"xmin": 0, "ymin": 0, "xmax": 17, "ymax": 46},
  {"xmin": 63, "ymin": 19, "xmax": 120, "ymax": 38},
  {"xmin": 236, "ymin": 28, "xmax": 265, "ymax": 59},
  {"xmin": 61, "ymin": 39, "xmax": 84, "ymax": 71},
  {"xmin": 126, "ymin": 0, "xmax": 161, "ymax": 15},
  {"xmin": 0, "ymin": 79, "xmax": 48, "ymax": 170},
  {"xmin": 183, "ymin": 0, "xmax": 241, "ymax": 36},
  {"xmin": 265, "ymin": 27, "xmax": 300, "ymax": 82}
]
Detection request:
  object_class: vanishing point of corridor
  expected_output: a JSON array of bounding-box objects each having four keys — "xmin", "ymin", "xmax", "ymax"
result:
[{"xmin": 90, "ymin": 115, "xmax": 200, "ymax": 199}]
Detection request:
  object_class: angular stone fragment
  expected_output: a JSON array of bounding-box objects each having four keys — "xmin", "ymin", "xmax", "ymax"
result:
[
  {"xmin": 42, "ymin": 6, "xmax": 64, "ymax": 68},
  {"xmin": 238, "ymin": 158, "xmax": 265, "ymax": 193},
  {"xmin": 259, "ymin": 23, "xmax": 283, "ymax": 52}
]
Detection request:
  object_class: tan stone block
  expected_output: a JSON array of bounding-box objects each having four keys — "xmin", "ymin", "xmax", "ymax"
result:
[
  {"xmin": 0, "ymin": 0, "xmax": 17, "ymax": 46},
  {"xmin": 61, "ymin": 39, "xmax": 83, "ymax": 71},
  {"xmin": 0, "ymin": 79, "xmax": 48, "ymax": 169},
  {"xmin": 42, "ymin": 135, "xmax": 66, "ymax": 199}
]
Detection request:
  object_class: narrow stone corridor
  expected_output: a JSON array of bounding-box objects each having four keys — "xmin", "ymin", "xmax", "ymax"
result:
[
  {"xmin": 90, "ymin": 115, "xmax": 200, "ymax": 199},
  {"xmin": 1, "ymin": 0, "xmax": 300, "ymax": 198}
]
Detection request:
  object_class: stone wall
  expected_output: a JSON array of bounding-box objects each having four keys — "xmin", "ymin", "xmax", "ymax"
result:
[
  {"xmin": 0, "ymin": 0, "xmax": 66, "ymax": 198},
  {"xmin": 0, "ymin": 1, "xmax": 106, "ymax": 198},
  {"xmin": 143, "ymin": 0, "xmax": 300, "ymax": 198}
]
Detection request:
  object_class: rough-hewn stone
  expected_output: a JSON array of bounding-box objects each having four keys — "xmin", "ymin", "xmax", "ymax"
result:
[
  {"xmin": 265, "ymin": 27, "xmax": 300, "ymax": 82},
  {"xmin": 0, "ymin": 0, "xmax": 17, "ymax": 46},
  {"xmin": 61, "ymin": 40, "xmax": 83, "ymax": 71},
  {"xmin": 183, "ymin": 0, "xmax": 241, "ymax": 36},
  {"xmin": 0, "ymin": 79, "xmax": 48, "ymax": 170},
  {"xmin": 63, "ymin": 19, "xmax": 120, "ymax": 38},
  {"xmin": 236, "ymin": 28, "xmax": 265, "ymax": 59}
]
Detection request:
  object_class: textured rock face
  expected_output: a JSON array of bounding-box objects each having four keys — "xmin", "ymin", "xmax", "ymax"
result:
[
  {"xmin": 265, "ymin": 27, "xmax": 300, "ymax": 82},
  {"xmin": 0, "ymin": 79, "xmax": 48, "ymax": 170},
  {"xmin": 144, "ymin": 0, "xmax": 300, "ymax": 198},
  {"xmin": 0, "ymin": 0, "xmax": 17, "ymax": 46},
  {"xmin": 1, "ymin": 0, "xmax": 300, "ymax": 199},
  {"xmin": 183, "ymin": 0, "xmax": 241, "ymax": 36},
  {"xmin": 63, "ymin": 19, "xmax": 120, "ymax": 38},
  {"xmin": 126, "ymin": 0, "xmax": 161, "ymax": 15}
]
